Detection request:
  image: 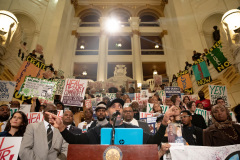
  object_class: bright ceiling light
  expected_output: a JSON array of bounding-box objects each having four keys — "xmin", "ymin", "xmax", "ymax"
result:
[
  {"xmin": 153, "ymin": 70, "xmax": 158, "ymax": 75},
  {"xmin": 106, "ymin": 18, "xmax": 120, "ymax": 32},
  {"xmin": 155, "ymin": 44, "xmax": 159, "ymax": 48},
  {"xmin": 80, "ymin": 45, "xmax": 85, "ymax": 49},
  {"xmin": 82, "ymin": 71, "xmax": 87, "ymax": 75}
]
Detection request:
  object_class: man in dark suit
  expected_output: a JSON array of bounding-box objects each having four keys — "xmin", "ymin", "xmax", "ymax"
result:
[
  {"xmin": 123, "ymin": 105, "xmax": 151, "ymax": 134},
  {"xmin": 181, "ymin": 110, "xmax": 203, "ymax": 145},
  {"xmin": 62, "ymin": 110, "xmax": 82, "ymax": 135}
]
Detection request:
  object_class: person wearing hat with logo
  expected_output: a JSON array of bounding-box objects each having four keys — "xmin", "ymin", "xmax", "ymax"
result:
[
  {"xmin": 88, "ymin": 102, "xmax": 108, "ymax": 130},
  {"xmin": 46, "ymin": 98, "xmax": 180, "ymax": 145}
]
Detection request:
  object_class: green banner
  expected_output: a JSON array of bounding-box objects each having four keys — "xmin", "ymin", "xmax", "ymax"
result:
[{"xmin": 205, "ymin": 41, "xmax": 231, "ymax": 72}]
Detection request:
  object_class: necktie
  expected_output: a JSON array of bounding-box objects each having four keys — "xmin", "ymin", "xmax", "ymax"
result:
[
  {"xmin": 0, "ymin": 123, "xmax": 4, "ymax": 132},
  {"xmin": 47, "ymin": 124, "xmax": 53, "ymax": 149}
]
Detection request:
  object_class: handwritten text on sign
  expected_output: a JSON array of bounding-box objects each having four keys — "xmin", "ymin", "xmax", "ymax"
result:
[{"xmin": 0, "ymin": 137, "xmax": 22, "ymax": 160}]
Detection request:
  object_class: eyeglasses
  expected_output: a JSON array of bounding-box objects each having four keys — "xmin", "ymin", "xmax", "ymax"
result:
[{"xmin": 180, "ymin": 115, "xmax": 190, "ymax": 119}]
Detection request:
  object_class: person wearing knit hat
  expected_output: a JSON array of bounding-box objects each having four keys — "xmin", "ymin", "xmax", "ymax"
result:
[{"xmin": 88, "ymin": 102, "xmax": 108, "ymax": 130}]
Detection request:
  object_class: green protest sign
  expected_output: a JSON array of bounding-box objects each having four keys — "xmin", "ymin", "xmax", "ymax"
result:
[
  {"xmin": 195, "ymin": 108, "xmax": 208, "ymax": 124},
  {"xmin": 205, "ymin": 41, "xmax": 231, "ymax": 72}
]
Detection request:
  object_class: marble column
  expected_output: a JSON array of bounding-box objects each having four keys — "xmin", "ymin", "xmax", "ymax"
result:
[
  {"xmin": 30, "ymin": 31, "xmax": 40, "ymax": 52},
  {"xmin": 97, "ymin": 17, "xmax": 108, "ymax": 81},
  {"xmin": 129, "ymin": 17, "xmax": 143, "ymax": 84}
]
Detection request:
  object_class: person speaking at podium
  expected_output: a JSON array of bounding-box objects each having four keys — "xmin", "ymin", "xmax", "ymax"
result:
[{"xmin": 46, "ymin": 99, "xmax": 179, "ymax": 145}]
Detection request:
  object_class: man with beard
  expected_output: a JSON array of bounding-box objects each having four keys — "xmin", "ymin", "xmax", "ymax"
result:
[
  {"xmin": 0, "ymin": 104, "xmax": 10, "ymax": 132},
  {"xmin": 195, "ymin": 91, "xmax": 211, "ymax": 111},
  {"xmin": 88, "ymin": 102, "xmax": 108, "ymax": 130},
  {"xmin": 46, "ymin": 98, "xmax": 180, "ymax": 145}
]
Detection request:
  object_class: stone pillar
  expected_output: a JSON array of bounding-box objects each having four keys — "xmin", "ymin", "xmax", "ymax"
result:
[
  {"xmin": 97, "ymin": 17, "xmax": 108, "ymax": 81},
  {"xmin": 30, "ymin": 31, "xmax": 40, "ymax": 52},
  {"xmin": 129, "ymin": 17, "xmax": 143, "ymax": 83}
]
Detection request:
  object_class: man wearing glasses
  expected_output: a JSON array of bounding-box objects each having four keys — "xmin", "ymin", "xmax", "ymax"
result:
[
  {"xmin": 123, "ymin": 106, "xmax": 151, "ymax": 134},
  {"xmin": 19, "ymin": 104, "xmax": 68, "ymax": 160},
  {"xmin": 180, "ymin": 110, "xmax": 203, "ymax": 145}
]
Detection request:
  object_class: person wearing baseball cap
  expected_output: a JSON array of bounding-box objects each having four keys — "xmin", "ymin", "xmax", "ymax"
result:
[
  {"xmin": 47, "ymin": 98, "xmax": 179, "ymax": 145},
  {"xmin": 88, "ymin": 102, "xmax": 108, "ymax": 130}
]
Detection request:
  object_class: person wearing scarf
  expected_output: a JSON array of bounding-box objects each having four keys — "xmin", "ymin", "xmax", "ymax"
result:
[{"xmin": 203, "ymin": 104, "xmax": 240, "ymax": 146}]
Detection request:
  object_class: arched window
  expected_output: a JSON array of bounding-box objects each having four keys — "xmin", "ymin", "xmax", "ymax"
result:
[{"xmin": 79, "ymin": 9, "xmax": 101, "ymax": 27}]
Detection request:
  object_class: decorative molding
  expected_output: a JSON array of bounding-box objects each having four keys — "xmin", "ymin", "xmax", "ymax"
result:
[
  {"xmin": 160, "ymin": 30, "xmax": 168, "ymax": 38},
  {"xmin": 132, "ymin": 30, "xmax": 140, "ymax": 36},
  {"xmin": 71, "ymin": 30, "xmax": 79, "ymax": 37}
]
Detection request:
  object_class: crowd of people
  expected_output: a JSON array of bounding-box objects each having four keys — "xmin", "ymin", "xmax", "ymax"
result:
[{"xmin": 1, "ymin": 86, "xmax": 240, "ymax": 159}]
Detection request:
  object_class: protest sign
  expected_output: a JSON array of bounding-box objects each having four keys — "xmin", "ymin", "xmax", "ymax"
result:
[
  {"xmin": 167, "ymin": 123, "xmax": 183, "ymax": 144},
  {"xmin": 208, "ymin": 85, "xmax": 229, "ymax": 107},
  {"xmin": 161, "ymin": 105, "xmax": 169, "ymax": 114},
  {"xmin": 170, "ymin": 144, "xmax": 240, "ymax": 160},
  {"xmin": 139, "ymin": 112, "xmax": 160, "ymax": 119},
  {"xmin": 205, "ymin": 41, "xmax": 231, "ymax": 72},
  {"xmin": 177, "ymin": 70, "xmax": 193, "ymax": 94},
  {"xmin": 19, "ymin": 77, "xmax": 56, "ymax": 104},
  {"xmin": 141, "ymin": 90, "xmax": 149, "ymax": 100},
  {"xmin": 26, "ymin": 110, "xmax": 63, "ymax": 124},
  {"xmin": 85, "ymin": 99, "xmax": 92, "ymax": 108},
  {"xmin": 61, "ymin": 79, "xmax": 88, "ymax": 106},
  {"xmin": 195, "ymin": 108, "xmax": 208, "ymax": 124},
  {"xmin": 140, "ymin": 117, "xmax": 157, "ymax": 134},
  {"xmin": 10, "ymin": 108, "xmax": 18, "ymax": 115},
  {"xmin": 14, "ymin": 61, "xmax": 44, "ymax": 101},
  {"xmin": 153, "ymin": 75, "xmax": 162, "ymax": 86},
  {"xmin": 26, "ymin": 55, "xmax": 46, "ymax": 70},
  {"xmin": 156, "ymin": 90, "xmax": 165, "ymax": 99},
  {"xmin": 134, "ymin": 93, "xmax": 141, "ymax": 102},
  {"xmin": 106, "ymin": 93, "xmax": 116, "ymax": 100},
  {"xmin": 164, "ymin": 86, "xmax": 181, "ymax": 98},
  {"xmin": 230, "ymin": 112, "xmax": 237, "ymax": 122},
  {"xmin": 147, "ymin": 103, "xmax": 154, "ymax": 113},
  {"xmin": 0, "ymin": 137, "xmax": 22, "ymax": 160},
  {"xmin": 128, "ymin": 93, "xmax": 135, "ymax": 100},
  {"xmin": 192, "ymin": 58, "xmax": 212, "ymax": 86},
  {"xmin": 54, "ymin": 79, "xmax": 65, "ymax": 95},
  {"xmin": 0, "ymin": 80, "xmax": 16, "ymax": 101},
  {"xmin": 19, "ymin": 104, "xmax": 31, "ymax": 114}
]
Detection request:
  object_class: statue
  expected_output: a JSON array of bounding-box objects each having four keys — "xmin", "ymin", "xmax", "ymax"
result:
[{"xmin": 113, "ymin": 65, "xmax": 127, "ymax": 77}]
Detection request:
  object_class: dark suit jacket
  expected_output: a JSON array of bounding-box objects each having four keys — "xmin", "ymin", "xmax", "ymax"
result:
[
  {"xmin": 69, "ymin": 125, "xmax": 82, "ymax": 135},
  {"xmin": 138, "ymin": 120, "xmax": 151, "ymax": 134},
  {"xmin": 203, "ymin": 124, "xmax": 240, "ymax": 146}
]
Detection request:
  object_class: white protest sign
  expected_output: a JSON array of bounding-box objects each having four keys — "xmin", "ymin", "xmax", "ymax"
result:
[
  {"xmin": 139, "ymin": 112, "xmax": 154, "ymax": 119},
  {"xmin": 19, "ymin": 104, "xmax": 31, "ymax": 114},
  {"xmin": 195, "ymin": 108, "xmax": 208, "ymax": 124},
  {"xmin": 156, "ymin": 90, "xmax": 165, "ymax": 99},
  {"xmin": 0, "ymin": 137, "xmax": 22, "ymax": 160},
  {"xmin": 161, "ymin": 105, "xmax": 169, "ymax": 114},
  {"xmin": 85, "ymin": 99, "xmax": 92, "ymax": 108},
  {"xmin": 0, "ymin": 80, "xmax": 16, "ymax": 102},
  {"xmin": 147, "ymin": 103, "xmax": 154, "ymax": 113},
  {"xmin": 20, "ymin": 77, "xmax": 56, "ymax": 104},
  {"xmin": 61, "ymin": 79, "xmax": 88, "ymax": 106},
  {"xmin": 10, "ymin": 108, "xmax": 18, "ymax": 116},
  {"xmin": 106, "ymin": 93, "xmax": 116, "ymax": 100},
  {"xmin": 26, "ymin": 110, "xmax": 63, "ymax": 124},
  {"xmin": 209, "ymin": 85, "xmax": 229, "ymax": 107},
  {"xmin": 141, "ymin": 90, "xmax": 149, "ymax": 100},
  {"xmin": 134, "ymin": 93, "xmax": 141, "ymax": 102}
]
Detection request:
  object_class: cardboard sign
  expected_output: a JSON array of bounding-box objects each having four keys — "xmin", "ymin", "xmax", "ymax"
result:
[
  {"xmin": 195, "ymin": 108, "xmax": 208, "ymax": 124},
  {"xmin": 161, "ymin": 105, "xmax": 169, "ymax": 114},
  {"xmin": 61, "ymin": 79, "xmax": 88, "ymax": 106},
  {"xmin": 19, "ymin": 104, "xmax": 31, "ymax": 114},
  {"xmin": 141, "ymin": 90, "xmax": 149, "ymax": 100},
  {"xmin": 209, "ymin": 85, "xmax": 229, "ymax": 107},
  {"xmin": 26, "ymin": 110, "xmax": 63, "ymax": 124},
  {"xmin": 106, "ymin": 93, "xmax": 116, "ymax": 100},
  {"xmin": 0, "ymin": 137, "xmax": 22, "ymax": 160},
  {"xmin": 164, "ymin": 86, "xmax": 181, "ymax": 98},
  {"xmin": 0, "ymin": 80, "xmax": 16, "ymax": 102},
  {"xmin": 153, "ymin": 75, "xmax": 162, "ymax": 86},
  {"xmin": 147, "ymin": 103, "xmax": 154, "ymax": 113},
  {"xmin": 54, "ymin": 79, "xmax": 65, "ymax": 95},
  {"xmin": 19, "ymin": 77, "xmax": 56, "ymax": 104},
  {"xmin": 177, "ymin": 70, "xmax": 193, "ymax": 94}
]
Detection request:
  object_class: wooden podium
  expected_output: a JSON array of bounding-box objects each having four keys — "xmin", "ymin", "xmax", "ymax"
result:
[{"xmin": 67, "ymin": 144, "xmax": 158, "ymax": 160}]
